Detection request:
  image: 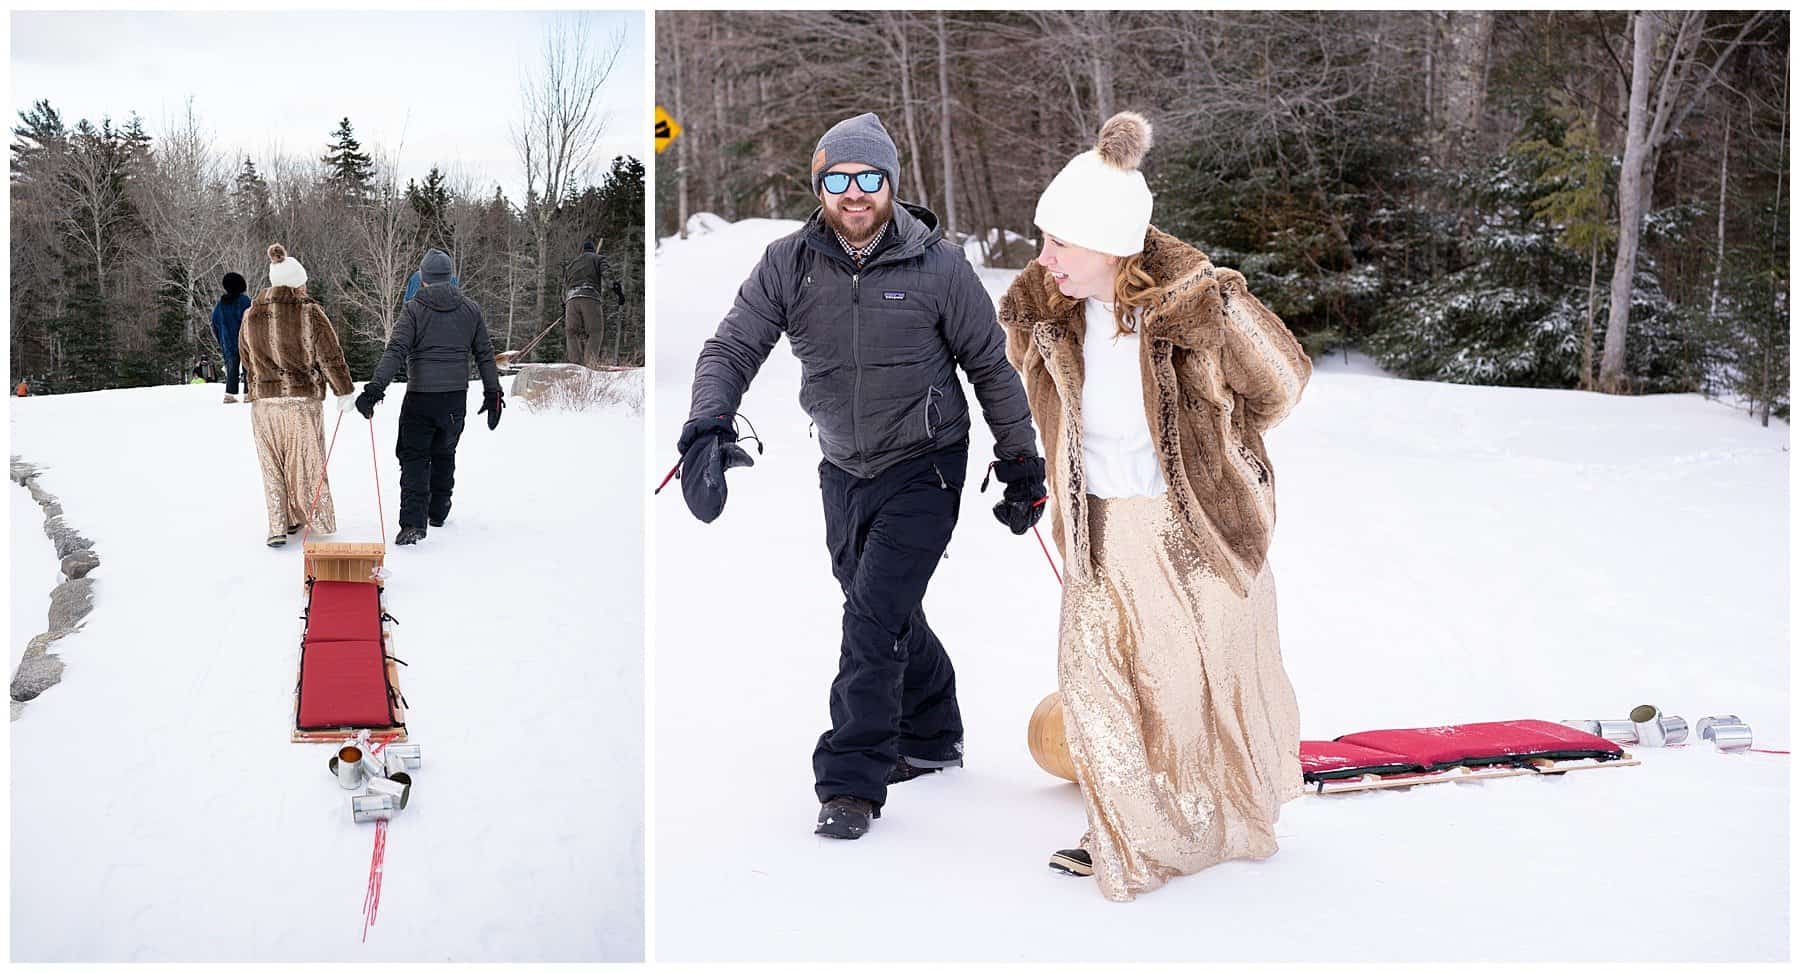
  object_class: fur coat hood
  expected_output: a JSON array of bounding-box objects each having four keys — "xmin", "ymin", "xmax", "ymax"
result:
[
  {"xmin": 238, "ymin": 285, "xmax": 354, "ymax": 403},
  {"xmin": 999, "ymin": 227, "xmax": 1312, "ymax": 595}
]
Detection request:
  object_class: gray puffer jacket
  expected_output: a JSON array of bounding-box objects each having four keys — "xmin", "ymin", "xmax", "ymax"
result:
[
  {"xmin": 367, "ymin": 283, "xmax": 502, "ymax": 397},
  {"xmin": 689, "ymin": 202, "xmax": 1038, "ymax": 478}
]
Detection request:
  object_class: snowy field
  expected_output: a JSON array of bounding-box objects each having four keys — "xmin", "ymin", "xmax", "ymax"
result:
[
  {"xmin": 9, "ymin": 375, "xmax": 644, "ymax": 961},
  {"xmin": 652, "ymin": 216, "xmax": 1789, "ymax": 962}
]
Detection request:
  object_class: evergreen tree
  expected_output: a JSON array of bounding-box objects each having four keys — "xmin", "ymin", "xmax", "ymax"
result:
[
  {"xmin": 321, "ymin": 117, "xmax": 376, "ymax": 204},
  {"xmin": 406, "ymin": 166, "xmax": 454, "ymax": 250},
  {"xmin": 232, "ymin": 156, "xmax": 273, "ymax": 232}
]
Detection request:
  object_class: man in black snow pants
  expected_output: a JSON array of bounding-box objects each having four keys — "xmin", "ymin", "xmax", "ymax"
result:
[
  {"xmin": 357, "ymin": 248, "xmax": 504, "ymax": 546},
  {"xmin": 677, "ymin": 112, "xmax": 1048, "ymax": 840}
]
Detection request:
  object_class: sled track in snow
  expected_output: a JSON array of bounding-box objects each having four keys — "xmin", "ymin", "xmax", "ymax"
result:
[{"xmin": 10, "ymin": 456, "xmax": 101, "ymax": 718}]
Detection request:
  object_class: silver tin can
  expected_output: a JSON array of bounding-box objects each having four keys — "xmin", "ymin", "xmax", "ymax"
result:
[
  {"xmin": 331, "ymin": 746, "xmax": 366, "ymax": 789},
  {"xmin": 1560, "ymin": 720, "xmax": 1603, "ymax": 735},
  {"xmin": 352, "ymin": 792, "xmax": 398, "ymax": 823},
  {"xmin": 1658, "ymin": 715, "xmax": 1688, "ymax": 746},
  {"xmin": 1596, "ymin": 719, "xmax": 1638, "ymax": 744},
  {"xmin": 1696, "ymin": 716, "xmax": 1743, "ymax": 741},
  {"xmin": 383, "ymin": 743, "xmax": 422, "ymax": 773},
  {"xmin": 1709, "ymin": 722, "xmax": 1753, "ymax": 752},
  {"xmin": 1630, "ymin": 704, "xmax": 1666, "ymax": 746},
  {"xmin": 365, "ymin": 774, "xmax": 410, "ymax": 811}
]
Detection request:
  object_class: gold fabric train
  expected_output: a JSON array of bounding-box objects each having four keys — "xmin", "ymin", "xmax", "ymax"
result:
[{"xmin": 1058, "ymin": 493, "xmax": 1303, "ymax": 902}]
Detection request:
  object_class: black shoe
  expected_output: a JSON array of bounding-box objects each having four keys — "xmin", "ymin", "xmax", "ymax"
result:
[
  {"xmin": 1048, "ymin": 848, "xmax": 1093, "ymax": 877},
  {"xmin": 266, "ymin": 533, "xmax": 287, "ymax": 548},
  {"xmin": 814, "ymin": 796, "xmax": 879, "ymax": 840},
  {"xmin": 286, "ymin": 523, "xmax": 302, "ymax": 535},
  {"xmin": 395, "ymin": 526, "xmax": 427, "ymax": 545},
  {"xmin": 888, "ymin": 755, "xmax": 963, "ymax": 785}
]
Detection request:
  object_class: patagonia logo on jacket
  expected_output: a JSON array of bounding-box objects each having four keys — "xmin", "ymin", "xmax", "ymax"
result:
[{"xmin": 882, "ymin": 291, "xmax": 906, "ymax": 301}]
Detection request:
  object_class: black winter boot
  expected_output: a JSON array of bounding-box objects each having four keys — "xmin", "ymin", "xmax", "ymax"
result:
[
  {"xmin": 395, "ymin": 526, "xmax": 428, "ymax": 546},
  {"xmin": 814, "ymin": 796, "xmax": 879, "ymax": 840}
]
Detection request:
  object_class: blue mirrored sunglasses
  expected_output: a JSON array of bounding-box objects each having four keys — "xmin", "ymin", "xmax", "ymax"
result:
[{"xmin": 820, "ymin": 170, "xmax": 886, "ymax": 195}]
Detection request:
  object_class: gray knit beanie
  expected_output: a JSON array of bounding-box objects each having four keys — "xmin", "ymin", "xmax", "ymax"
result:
[
  {"xmin": 420, "ymin": 248, "xmax": 454, "ymax": 284},
  {"xmin": 810, "ymin": 112, "xmax": 900, "ymax": 197}
]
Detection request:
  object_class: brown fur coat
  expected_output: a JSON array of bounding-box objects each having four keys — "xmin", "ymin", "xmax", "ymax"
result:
[
  {"xmin": 239, "ymin": 286, "xmax": 354, "ymax": 402},
  {"xmin": 999, "ymin": 227, "xmax": 1312, "ymax": 596}
]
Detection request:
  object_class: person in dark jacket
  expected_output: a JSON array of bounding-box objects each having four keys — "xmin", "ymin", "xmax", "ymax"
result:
[
  {"xmin": 211, "ymin": 272, "xmax": 251, "ymax": 403},
  {"xmin": 678, "ymin": 112, "xmax": 1048, "ymax": 840},
  {"xmin": 356, "ymin": 248, "xmax": 504, "ymax": 546},
  {"xmin": 562, "ymin": 238, "xmax": 625, "ymax": 368}
]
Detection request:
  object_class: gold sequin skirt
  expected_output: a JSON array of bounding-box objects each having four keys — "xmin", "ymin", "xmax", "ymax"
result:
[
  {"xmin": 1058, "ymin": 493, "xmax": 1303, "ymax": 901},
  {"xmin": 250, "ymin": 397, "xmax": 335, "ymax": 538}
]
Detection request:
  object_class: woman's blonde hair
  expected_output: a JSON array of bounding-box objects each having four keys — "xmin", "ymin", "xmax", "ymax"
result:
[{"xmin": 1046, "ymin": 251, "xmax": 1164, "ymax": 337}]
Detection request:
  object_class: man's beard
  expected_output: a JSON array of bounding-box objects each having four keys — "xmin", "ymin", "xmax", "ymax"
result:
[{"xmin": 822, "ymin": 195, "xmax": 893, "ymax": 247}]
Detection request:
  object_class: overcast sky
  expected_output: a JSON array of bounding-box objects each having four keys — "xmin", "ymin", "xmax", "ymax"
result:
[{"xmin": 10, "ymin": 10, "xmax": 645, "ymax": 202}]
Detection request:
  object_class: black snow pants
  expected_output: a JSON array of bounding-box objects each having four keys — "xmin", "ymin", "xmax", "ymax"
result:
[
  {"xmin": 396, "ymin": 389, "xmax": 467, "ymax": 528},
  {"xmin": 813, "ymin": 441, "xmax": 968, "ymax": 807}
]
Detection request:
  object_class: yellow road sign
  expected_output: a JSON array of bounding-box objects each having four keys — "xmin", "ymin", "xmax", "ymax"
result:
[{"xmin": 655, "ymin": 105, "xmax": 682, "ymax": 154}]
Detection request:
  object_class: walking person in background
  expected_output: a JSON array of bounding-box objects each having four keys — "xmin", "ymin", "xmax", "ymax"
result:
[
  {"xmin": 212, "ymin": 271, "xmax": 251, "ymax": 403},
  {"xmin": 239, "ymin": 244, "xmax": 357, "ymax": 548},
  {"xmin": 678, "ymin": 112, "xmax": 1047, "ymax": 840},
  {"xmin": 999, "ymin": 112, "xmax": 1311, "ymax": 901},
  {"xmin": 562, "ymin": 238, "xmax": 623, "ymax": 368},
  {"xmin": 356, "ymin": 247, "xmax": 504, "ymax": 546}
]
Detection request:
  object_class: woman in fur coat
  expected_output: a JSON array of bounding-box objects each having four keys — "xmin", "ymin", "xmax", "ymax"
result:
[
  {"xmin": 238, "ymin": 244, "xmax": 358, "ymax": 547},
  {"xmin": 998, "ymin": 112, "xmax": 1312, "ymax": 902}
]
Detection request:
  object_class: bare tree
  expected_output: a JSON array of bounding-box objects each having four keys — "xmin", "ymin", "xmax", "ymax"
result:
[
  {"xmin": 514, "ymin": 14, "xmax": 627, "ymax": 342},
  {"xmin": 1598, "ymin": 10, "xmax": 1766, "ymax": 392},
  {"xmin": 140, "ymin": 99, "xmax": 233, "ymax": 349}
]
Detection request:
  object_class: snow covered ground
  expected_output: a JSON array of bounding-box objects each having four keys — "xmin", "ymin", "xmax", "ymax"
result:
[
  {"xmin": 9, "ymin": 375, "xmax": 644, "ymax": 961},
  {"xmin": 652, "ymin": 216, "xmax": 1789, "ymax": 962}
]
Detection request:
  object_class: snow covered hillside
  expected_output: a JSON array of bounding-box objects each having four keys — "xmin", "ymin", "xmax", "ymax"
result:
[
  {"xmin": 10, "ymin": 376, "xmax": 643, "ymax": 961},
  {"xmin": 652, "ymin": 216, "xmax": 1789, "ymax": 962}
]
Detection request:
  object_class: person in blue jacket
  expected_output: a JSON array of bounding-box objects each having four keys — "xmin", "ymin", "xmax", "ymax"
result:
[
  {"xmin": 403, "ymin": 264, "xmax": 460, "ymax": 304},
  {"xmin": 211, "ymin": 272, "xmax": 251, "ymax": 402}
]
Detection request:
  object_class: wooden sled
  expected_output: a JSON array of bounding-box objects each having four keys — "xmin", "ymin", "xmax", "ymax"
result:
[
  {"xmin": 291, "ymin": 542, "xmax": 406, "ymax": 743},
  {"xmin": 1310, "ymin": 754, "xmax": 1641, "ymax": 795}
]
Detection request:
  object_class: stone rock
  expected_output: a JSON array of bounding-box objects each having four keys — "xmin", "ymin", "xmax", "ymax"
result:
[
  {"xmin": 46, "ymin": 518, "xmax": 93, "ymax": 559},
  {"xmin": 61, "ymin": 548, "xmax": 100, "ymax": 579},
  {"xmin": 47, "ymin": 578, "xmax": 95, "ymax": 632},
  {"xmin": 11, "ymin": 653, "xmax": 64, "ymax": 701},
  {"xmin": 21, "ymin": 632, "xmax": 62, "ymax": 662}
]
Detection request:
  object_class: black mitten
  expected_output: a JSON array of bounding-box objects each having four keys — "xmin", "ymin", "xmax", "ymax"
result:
[
  {"xmin": 986, "ymin": 456, "xmax": 1047, "ymax": 535},
  {"xmin": 477, "ymin": 389, "xmax": 505, "ymax": 430},
  {"xmin": 679, "ymin": 421, "xmax": 755, "ymax": 523}
]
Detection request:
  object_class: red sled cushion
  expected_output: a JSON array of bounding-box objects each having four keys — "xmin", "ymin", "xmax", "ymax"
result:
[
  {"xmin": 1301, "ymin": 740, "xmax": 1424, "ymax": 781},
  {"xmin": 305, "ymin": 581, "xmax": 382, "ymax": 644},
  {"xmin": 1337, "ymin": 719, "xmax": 1623, "ymax": 770},
  {"xmin": 297, "ymin": 639, "xmax": 393, "ymax": 729}
]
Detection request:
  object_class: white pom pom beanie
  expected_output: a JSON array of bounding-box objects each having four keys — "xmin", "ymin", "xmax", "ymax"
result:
[
  {"xmin": 1033, "ymin": 111, "xmax": 1155, "ymax": 257},
  {"xmin": 267, "ymin": 243, "xmax": 307, "ymax": 289}
]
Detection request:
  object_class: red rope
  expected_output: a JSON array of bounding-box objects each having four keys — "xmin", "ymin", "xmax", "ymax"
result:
[
  {"xmin": 1032, "ymin": 522, "xmax": 1062, "ymax": 587},
  {"xmin": 368, "ymin": 418, "xmax": 386, "ymax": 542},
  {"xmin": 654, "ymin": 459, "xmax": 681, "ymax": 494},
  {"xmin": 299, "ymin": 411, "xmax": 346, "ymax": 549},
  {"xmin": 1027, "ymin": 496, "xmax": 1062, "ymax": 587}
]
